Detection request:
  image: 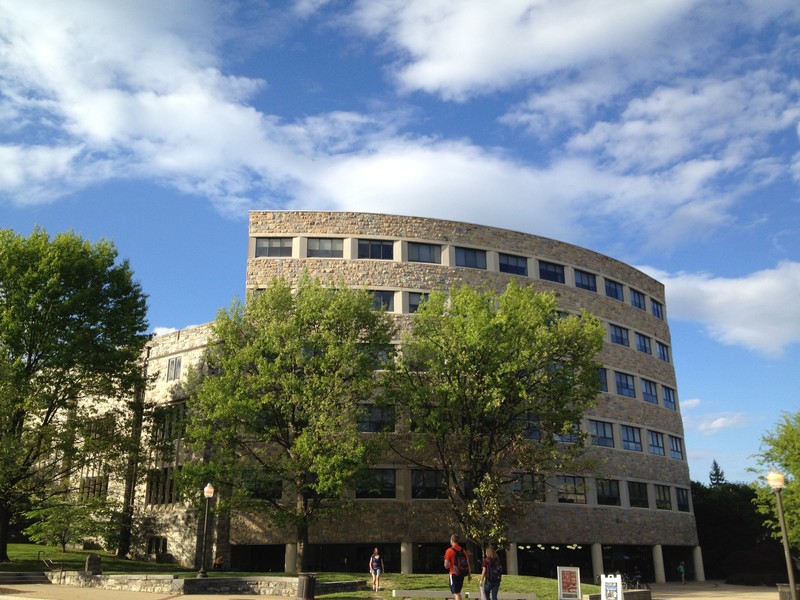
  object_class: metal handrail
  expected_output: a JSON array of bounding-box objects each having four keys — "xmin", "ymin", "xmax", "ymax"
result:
[{"xmin": 37, "ymin": 550, "xmax": 55, "ymax": 569}]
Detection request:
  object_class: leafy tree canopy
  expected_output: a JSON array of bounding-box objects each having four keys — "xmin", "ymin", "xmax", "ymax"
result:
[
  {"xmin": 752, "ymin": 411, "xmax": 800, "ymax": 554},
  {"xmin": 386, "ymin": 281, "xmax": 605, "ymax": 549},
  {"xmin": 0, "ymin": 228, "xmax": 149, "ymax": 561},
  {"xmin": 184, "ymin": 275, "xmax": 395, "ymax": 571}
]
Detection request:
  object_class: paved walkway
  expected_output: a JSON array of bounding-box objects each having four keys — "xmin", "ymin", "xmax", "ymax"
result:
[{"xmin": 0, "ymin": 581, "xmax": 784, "ymax": 600}]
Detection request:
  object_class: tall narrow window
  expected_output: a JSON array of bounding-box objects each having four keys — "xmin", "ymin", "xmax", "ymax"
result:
[
  {"xmin": 655, "ymin": 485, "xmax": 672, "ymax": 510},
  {"xmin": 166, "ymin": 357, "xmax": 182, "ymax": 382},
  {"xmin": 648, "ymin": 431, "xmax": 665, "ymax": 455},
  {"xmin": 370, "ymin": 290, "xmax": 395, "ymax": 311},
  {"xmin": 642, "ymin": 379, "xmax": 658, "ymax": 404},
  {"xmin": 630, "ymin": 289, "xmax": 646, "ymax": 310},
  {"xmin": 408, "ymin": 242, "xmax": 441, "ymax": 264},
  {"xmin": 499, "ymin": 253, "xmax": 528, "ymax": 276},
  {"xmin": 662, "ymin": 386, "xmax": 677, "ymax": 410},
  {"xmin": 605, "ymin": 279, "xmax": 624, "ymax": 301},
  {"xmin": 590, "ymin": 420, "xmax": 614, "ymax": 447},
  {"xmin": 669, "ymin": 436, "xmax": 684, "ymax": 460},
  {"xmin": 652, "ymin": 299, "xmax": 664, "ymax": 319},
  {"xmin": 635, "ymin": 333, "xmax": 651, "ymax": 354},
  {"xmin": 628, "ymin": 481, "xmax": 649, "ymax": 508},
  {"xmin": 598, "ymin": 368, "xmax": 608, "ymax": 392},
  {"xmin": 657, "ymin": 342, "xmax": 670, "ymax": 362},
  {"xmin": 676, "ymin": 488, "xmax": 690, "ymax": 512},
  {"xmin": 539, "ymin": 261, "xmax": 565, "ymax": 283}
]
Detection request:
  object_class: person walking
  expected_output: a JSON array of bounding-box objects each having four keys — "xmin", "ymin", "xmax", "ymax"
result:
[
  {"xmin": 369, "ymin": 547, "xmax": 385, "ymax": 592},
  {"xmin": 678, "ymin": 560, "xmax": 686, "ymax": 584},
  {"xmin": 444, "ymin": 534, "xmax": 471, "ymax": 600},
  {"xmin": 480, "ymin": 545, "xmax": 502, "ymax": 600}
]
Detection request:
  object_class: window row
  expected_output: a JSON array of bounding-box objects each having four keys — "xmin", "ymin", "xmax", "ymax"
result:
[
  {"xmin": 356, "ymin": 468, "xmax": 691, "ymax": 513},
  {"xmin": 254, "ymin": 236, "xmax": 665, "ymax": 320},
  {"xmin": 609, "ymin": 325, "xmax": 670, "ymax": 362},
  {"xmin": 589, "ymin": 420, "xmax": 684, "ymax": 459},
  {"xmin": 599, "ymin": 369, "xmax": 677, "ymax": 410}
]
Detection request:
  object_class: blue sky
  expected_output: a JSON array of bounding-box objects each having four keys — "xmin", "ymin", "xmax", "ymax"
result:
[{"xmin": 2, "ymin": 0, "xmax": 799, "ymax": 484}]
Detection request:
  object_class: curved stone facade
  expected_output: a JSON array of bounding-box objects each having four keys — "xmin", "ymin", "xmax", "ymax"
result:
[{"xmin": 142, "ymin": 211, "xmax": 701, "ymax": 583}]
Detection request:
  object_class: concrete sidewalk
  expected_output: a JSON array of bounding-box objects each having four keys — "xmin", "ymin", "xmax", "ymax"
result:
[{"xmin": 0, "ymin": 581, "xmax": 784, "ymax": 600}]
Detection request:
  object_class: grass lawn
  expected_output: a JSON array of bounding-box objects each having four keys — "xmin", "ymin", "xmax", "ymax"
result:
[{"xmin": 1, "ymin": 544, "xmax": 599, "ymax": 600}]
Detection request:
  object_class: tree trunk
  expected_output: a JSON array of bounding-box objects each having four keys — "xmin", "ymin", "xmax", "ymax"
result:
[
  {"xmin": 295, "ymin": 491, "xmax": 310, "ymax": 572},
  {"xmin": 0, "ymin": 504, "xmax": 11, "ymax": 562}
]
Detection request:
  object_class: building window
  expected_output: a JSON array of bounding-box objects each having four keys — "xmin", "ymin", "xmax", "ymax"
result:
[
  {"xmin": 307, "ymin": 237, "xmax": 343, "ymax": 258},
  {"xmin": 412, "ymin": 470, "xmax": 448, "ymax": 499},
  {"xmin": 166, "ymin": 357, "xmax": 181, "ymax": 382},
  {"xmin": 610, "ymin": 325, "xmax": 629, "ymax": 346},
  {"xmin": 676, "ymin": 488, "xmax": 691, "ymax": 512},
  {"xmin": 662, "ymin": 386, "xmax": 677, "ymax": 410},
  {"xmin": 242, "ymin": 473, "xmax": 282, "ymax": 501},
  {"xmin": 621, "ymin": 425, "xmax": 642, "ymax": 451},
  {"xmin": 147, "ymin": 536, "xmax": 168, "ymax": 555},
  {"xmin": 358, "ymin": 239, "xmax": 394, "ymax": 260},
  {"xmin": 615, "ymin": 371, "xmax": 636, "ymax": 398},
  {"xmin": 628, "ymin": 481, "xmax": 649, "ymax": 508},
  {"xmin": 598, "ymin": 368, "xmax": 608, "ymax": 392},
  {"xmin": 652, "ymin": 299, "xmax": 664, "ymax": 319},
  {"xmin": 499, "ymin": 253, "xmax": 528, "ymax": 276},
  {"xmin": 79, "ymin": 475, "xmax": 109, "ymax": 502},
  {"xmin": 513, "ymin": 472, "xmax": 546, "ymax": 502},
  {"xmin": 590, "ymin": 420, "xmax": 614, "ymax": 447},
  {"xmin": 558, "ymin": 423, "xmax": 581, "ymax": 444},
  {"xmin": 630, "ymin": 289, "xmax": 646, "ymax": 310},
  {"xmin": 455, "ymin": 247, "xmax": 487, "ymax": 269},
  {"xmin": 642, "ymin": 379, "xmax": 658, "ymax": 404},
  {"xmin": 557, "ymin": 475, "xmax": 586, "ymax": 504},
  {"xmin": 648, "ymin": 431, "xmax": 665, "ymax": 456},
  {"xmin": 152, "ymin": 401, "xmax": 186, "ymax": 443},
  {"xmin": 255, "ymin": 237, "xmax": 292, "ymax": 257},
  {"xmin": 605, "ymin": 279, "xmax": 624, "ymax": 301},
  {"xmin": 408, "ymin": 242, "xmax": 441, "ymax": 264},
  {"xmin": 408, "ymin": 292, "xmax": 429, "ymax": 313},
  {"xmin": 575, "ymin": 269, "xmax": 597, "ymax": 292},
  {"xmin": 370, "ymin": 290, "xmax": 395, "ymax": 311},
  {"xmin": 145, "ymin": 466, "xmax": 181, "ymax": 506},
  {"xmin": 539, "ymin": 261, "xmax": 565, "ymax": 283},
  {"xmin": 358, "ymin": 404, "xmax": 396, "ymax": 433},
  {"xmin": 596, "ymin": 479, "xmax": 621, "ymax": 506},
  {"xmin": 635, "ymin": 333, "xmax": 651, "ymax": 354},
  {"xmin": 655, "ymin": 485, "xmax": 672, "ymax": 510},
  {"xmin": 356, "ymin": 469, "xmax": 396, "ymax": 499},
  {"xmin": 669, "ymin": 435, "xmax": 684, "ymax": 460},
  {"xmin": 657, "ymin": 342, "xmax": 670, "ymax": 362},
  {"xmin": 515, "ymin": 412, "xmax": 541, "ymax": 440}
]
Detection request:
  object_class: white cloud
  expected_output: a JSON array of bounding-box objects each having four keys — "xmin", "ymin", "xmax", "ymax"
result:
[
  {"xmin": 684, "ymin": 412, "xmax": 751, "ymax": 435},
  {"xmin": 642, "ymin": 261, "xmax": 800, "ymax": 356},
  {"xmin": 680, "ymin": 398, "xmax": 701, "ymax": 410},
  {"xmin": 152, "ymin": 326, "xmax": 179, "ymax": 337}
]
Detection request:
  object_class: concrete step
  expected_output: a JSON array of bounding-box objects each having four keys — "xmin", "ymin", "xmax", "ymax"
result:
[{"xmin": 0, "ymin": 571, "xmax": 51, "ymax": 584}]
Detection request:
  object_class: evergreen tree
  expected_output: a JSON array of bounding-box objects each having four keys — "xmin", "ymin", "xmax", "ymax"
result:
[{"xmin": 709, "ymin": 460, "xmax": 726, "ymax": 487}]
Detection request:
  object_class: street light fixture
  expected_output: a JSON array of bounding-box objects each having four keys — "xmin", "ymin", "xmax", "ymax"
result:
[
  {"xmin": 767, "ymin": 468, "xmax": 797, "ymax": 600},
  {"xmin": 197, "ymin": 482, "xmax": 215, "ymax": 578}
]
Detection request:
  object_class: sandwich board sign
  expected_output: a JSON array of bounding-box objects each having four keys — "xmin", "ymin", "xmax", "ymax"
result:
[
  {"xmin": 600, "ymin": 574, "xmax": 623, "ymax": 600},
  {"xmin": 557, "ymin": 566, "xmax": 580, "ymax": 600}
]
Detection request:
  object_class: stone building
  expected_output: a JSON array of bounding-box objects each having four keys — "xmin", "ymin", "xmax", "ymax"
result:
[{"xmin": 139, "ymin": 210, "xmax": 703, "ymax": 583}]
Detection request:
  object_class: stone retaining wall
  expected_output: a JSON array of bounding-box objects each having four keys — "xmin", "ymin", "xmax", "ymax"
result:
[{"xmin": 45, "ymin": 571, "xmax": 365, "ymax": 596}]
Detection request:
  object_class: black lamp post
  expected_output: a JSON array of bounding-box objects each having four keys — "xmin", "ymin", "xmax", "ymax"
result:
[
  {"xmin": 197, "ymin": 482, "xmax": 215, "ymax": 578},
  {"xmin": 767, "ymin": 468, "xmax": 797, "ymax": 600}
]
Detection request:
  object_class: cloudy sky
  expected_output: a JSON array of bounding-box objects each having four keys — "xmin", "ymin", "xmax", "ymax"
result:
[{"xmin": 2, "ymin": 0, "xmax": 799, "ymax": 483}]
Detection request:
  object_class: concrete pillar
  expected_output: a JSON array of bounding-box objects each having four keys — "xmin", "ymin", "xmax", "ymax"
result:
[
  {"xmin": 505, "ymin": 544, "xmax": 519, "ymax": 575},
  {"xmin": 285, "ymin": 543, "xmax": 297, "ymax": 573},
  {"xmin": 652, "ymin": 544, "xmax": 665, "ymax": 583},
  {"xmin": 591, "ymin": 543, "xmax": 604, "ymax": 581},
  {"xmin": 693, "ymin": 546, "xmax": 705, "ymax": 582},
  {"xmin": 401, "ymin": 542, "xmax": 413, "ymax": 574}
]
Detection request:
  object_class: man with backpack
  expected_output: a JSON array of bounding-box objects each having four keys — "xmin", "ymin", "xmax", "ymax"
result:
[{"xmin": 444, "ymin": 533, "xmax": 472, "ymax": 600}]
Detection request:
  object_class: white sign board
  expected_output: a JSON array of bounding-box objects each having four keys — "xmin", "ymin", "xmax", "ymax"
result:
[
  {"xmin": 600, "ymin": 574, "xmax": 624, "ymax": 600},
  {"xmin": 557, "ymin": 566, "xmax": 581, "ymax": 600}
]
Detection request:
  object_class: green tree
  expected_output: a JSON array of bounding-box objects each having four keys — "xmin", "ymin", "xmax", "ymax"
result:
[
  {"xmin": 752, "ymin": 411, "xmax": 800, "ymax": 555},
  {"xmin": 24, "ymin": 495, "xmax": 117, "ymax": 552},
  {"xmin": 386, "ymin": 282, "xmax": 605, "ymax": 553},
  {"xmin": 0, "ymin": 228, "xmax": 149, "ymax": 562},
  {"xmin": 709, "ymin": 459, "xmax": 726, "ymax": 487},
  {"xmin": 185, "ymin": 276, "xmax": 395, "ymax": 572}
]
